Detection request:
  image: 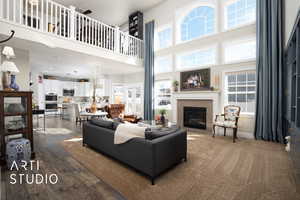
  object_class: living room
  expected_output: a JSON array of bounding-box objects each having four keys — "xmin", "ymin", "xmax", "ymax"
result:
[{"xmin": 0, "ymin": 0, "xmax": 300, "ymax": 199}]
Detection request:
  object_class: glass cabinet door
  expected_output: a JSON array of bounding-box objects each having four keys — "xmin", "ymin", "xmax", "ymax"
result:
[{"xmin": 4, "ymin": 96, "xmax": 29, "ymax": 140}]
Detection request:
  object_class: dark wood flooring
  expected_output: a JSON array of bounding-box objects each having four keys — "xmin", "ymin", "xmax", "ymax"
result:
[{"xmin": 1, "ymin": 116, "xmax": 125, "ymax": 200}]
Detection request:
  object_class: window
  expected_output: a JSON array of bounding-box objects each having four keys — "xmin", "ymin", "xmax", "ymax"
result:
[
  {"xmin": 225, "ymin": 0, "xmax": 256, "ymax": 29},
  {"xmin": 177, "ymin": 48, "xmax": 216, "ymax": 70},
  {"xmin": 155, "ymin": 55, "xmax": 172, "ymax": 74},
  {"xmin": 155, "ymin": 80, "xmax": 172, "ymax": 110},
  {"xmin": 225, "ymin": 70, "xmax": 256, "ymax": 113},
  {"xmin": 155, "ymin": 26, "xmax": 172, "ymax": 50},
  {"xmin": 224, "ymin": 38, "xmax": 256, "ymax": 63},
  {"xmin": 112, "ymin": 85, "xmax": 125, "ymax": 104},
  {"xmin": 180, "ymin": 6, "xmax": 215, "ymax": 41}
]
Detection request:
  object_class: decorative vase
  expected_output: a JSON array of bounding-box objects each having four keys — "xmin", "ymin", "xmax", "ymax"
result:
[
  {"xmin": 160, "ymin": 114, "xmax": 165, "ymax": 124},
  {"xmin": 174, "ymin": 86, "xmax": 178, "ymax": 92},
  {"xmin": 90, "ymin": 101, "xmax": 97, "ymax": 113},
  {"xmin": 10, "ymin": 74, "xmax": 19, "ymax": 91}
]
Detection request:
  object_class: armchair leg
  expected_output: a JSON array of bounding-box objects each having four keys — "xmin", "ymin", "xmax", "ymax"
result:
[
  {"xmin": 233, "ymin": 128, "xmax": 237, "ymax": 143},
  {"xmin": 212, "ymin": 125, "xmax": 216, "ymax": 137},
  {"xmin": 151, "ymin": 177, "xmax": 155, "ymax": 185},
  {"xmin": 224, "ymin": 128, "xmax": 227, "ymax": 136}
]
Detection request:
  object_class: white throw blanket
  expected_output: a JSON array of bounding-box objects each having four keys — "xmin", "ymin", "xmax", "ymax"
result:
[{"xmin": 114, "ymin": 123, "xmax": 146, "ymax": 144}]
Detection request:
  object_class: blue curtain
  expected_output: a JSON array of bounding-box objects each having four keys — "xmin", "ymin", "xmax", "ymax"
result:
[
  {"xmin": 144, "ymin": 21, "xmax": 155, "ymax": 120},
  {"xmin": 255, "ymin": 0, "xmax": 285, "ymax": 143}
]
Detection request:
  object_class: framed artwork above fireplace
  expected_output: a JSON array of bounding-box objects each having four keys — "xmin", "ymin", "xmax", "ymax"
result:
[{"xmin": 180, "ymin": 68, "xmax": 211, "ymax": 91}]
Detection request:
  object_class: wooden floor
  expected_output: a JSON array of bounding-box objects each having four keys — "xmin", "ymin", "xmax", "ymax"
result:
[
  {"xmin": 1, "ymin": 117, "xmax": 300, "ymax": 200},
  {"xmin": 1, "ymin": 116, "xmax": 125, "ymax": 200}
]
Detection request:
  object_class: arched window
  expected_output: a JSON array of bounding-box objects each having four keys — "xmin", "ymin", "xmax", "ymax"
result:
[{"xmin": 180, "ymin": 6, "xmax": 215, "ymax": 41}]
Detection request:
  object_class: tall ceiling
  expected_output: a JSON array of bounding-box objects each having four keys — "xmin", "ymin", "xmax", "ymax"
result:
[{"xmin": 55, "ymin": 0, "xmax": 165, "ymax": 26}]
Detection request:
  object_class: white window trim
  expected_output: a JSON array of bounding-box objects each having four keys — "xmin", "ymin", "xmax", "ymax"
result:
[
  {"xmin": 155, "ymin": 54, "xmax": 173, "ymax": 74},
  {"xmin": 222, "ymin": 35, "xmax": 256, "ymax": 64},
  {"xmin": 221, "ymin": 67, "xmax": 256, "ymax": 116},
  {"xmin": 176, "ymin": 1, "xmax": 218, "ymax": 44},
  {"xmin": 175, "ymin": 45, "xmax": 218, "ymax": 71},
  {"xmin": 223, "ymin": 0, "xmax": 256, "ymax": 31},
  {"xmin": 155, "ymin": 24, "xmax": 173, "ymax": 51}
]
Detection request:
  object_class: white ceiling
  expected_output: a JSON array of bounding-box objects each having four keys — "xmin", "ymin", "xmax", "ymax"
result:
[
  {"xmin": 0, "ymin": 35, "xmax": 143, "ymax": 79},
  {"xmin": 55, "ymin": 0, "xmax": 165, "ymax": 26}
]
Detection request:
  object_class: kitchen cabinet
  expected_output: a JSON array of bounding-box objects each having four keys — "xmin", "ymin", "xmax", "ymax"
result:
[{"xmin": 43, "ymin": 79, "xmax": 61, "ymax": 95}]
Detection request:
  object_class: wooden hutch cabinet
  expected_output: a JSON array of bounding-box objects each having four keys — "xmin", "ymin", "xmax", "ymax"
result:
[{"xmin": 0, "ymin": 91, "xmax": 35, "ymax": 163}]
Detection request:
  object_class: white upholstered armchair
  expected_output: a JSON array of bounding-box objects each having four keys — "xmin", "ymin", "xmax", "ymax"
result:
[{"xmin": 212, "ymin": 105, "xmax": 241, "ymax": 143}]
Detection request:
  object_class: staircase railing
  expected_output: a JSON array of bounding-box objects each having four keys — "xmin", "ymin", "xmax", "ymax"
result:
[{"xmin": 0, "ymin": 0, "xmax": 144, "ymax": 59}]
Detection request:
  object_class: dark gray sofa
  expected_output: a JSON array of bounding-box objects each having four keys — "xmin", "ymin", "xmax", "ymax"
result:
[{"xmin": 82, "ymin": 121, "xmax": 187, "ymax": 184}]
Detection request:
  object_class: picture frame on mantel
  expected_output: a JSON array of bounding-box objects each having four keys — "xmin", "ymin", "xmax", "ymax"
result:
[{"xmin": 180, "ymin": 68, "xmax": 211, "ymax": 91}]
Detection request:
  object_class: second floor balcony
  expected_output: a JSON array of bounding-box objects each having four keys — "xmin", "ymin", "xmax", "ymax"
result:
[{"xmin": 0, "ymin": 0, "xmax": 144, "ymax": 62}]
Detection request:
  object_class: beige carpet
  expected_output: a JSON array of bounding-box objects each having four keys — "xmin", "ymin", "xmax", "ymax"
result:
[{"xmin": 62, "ymin": 134, "xmax": 300, "ymax": 200}]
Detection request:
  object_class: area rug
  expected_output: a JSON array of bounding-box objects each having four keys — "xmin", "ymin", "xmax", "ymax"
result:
[
  {"xmin": 62, "ymin": 134, "xmax": 300, "ymax": 200},
  {"xmin": 35, "ymin": 128, "xmax": 73, "ymax": 135}
]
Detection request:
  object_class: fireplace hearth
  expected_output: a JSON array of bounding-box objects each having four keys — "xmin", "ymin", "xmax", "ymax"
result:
[{"xmin": 184, "ymin": 107, "xmax": 207, "ymax": 129}]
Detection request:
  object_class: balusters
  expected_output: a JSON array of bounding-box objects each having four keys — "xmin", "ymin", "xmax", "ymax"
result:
[
  {"xmin": 46, "ymin": 0, "xmax": 48, "ymax": 31},
  {"xmin": 55, "ymin": 4, "xmax": 58, "ymax": 34},
  {"xmin": 19, "ymin": 0, "xmax": 22, "ymax": 24},
  {"xmin": 41, "ymin": 0, "xmax": 44, "ymax": 31},
  {"xmin": 64, "ymin": 8, "xmax": 66, "ymax": 37},
  {"xmin": 30, "ymin": 0, "xmax": 33, "ymax": 28},
  {"xmin": 36, "ymin": 0, "xmax": 38, "ymax": 29},
  {"xmin": 13, "ymin": 0, "xmax": 16, "ymax": 22},
  {"xmin": 50, "ymin": 1, "xmax": 53, "ymax": 32}
]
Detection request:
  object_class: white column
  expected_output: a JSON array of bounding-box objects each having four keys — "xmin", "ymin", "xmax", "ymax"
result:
[
  {"xmin": 69, "ymin": 5, "xmax": 76, "ymax": 40},
  {"xmin": 114, "ymin": 26, "xmax": 120, "ymax": 53}
]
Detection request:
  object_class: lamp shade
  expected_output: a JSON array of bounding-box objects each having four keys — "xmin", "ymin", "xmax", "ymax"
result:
[
  {"xmin": 2, "ymin": 46, "xmax": 15, "ymax": 59},
  {"xmin": 0, "ymin": 61, "xmax": 19, "ymax": 73}
]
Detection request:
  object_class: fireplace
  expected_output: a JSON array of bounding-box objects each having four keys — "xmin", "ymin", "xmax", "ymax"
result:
[
  {"xmin": 184, "ymin": 107, "xmax": 207, "ymax": 129},
  {"xmin": 177, "ymin": 99, "xmax": 213, "ymax": 131}
]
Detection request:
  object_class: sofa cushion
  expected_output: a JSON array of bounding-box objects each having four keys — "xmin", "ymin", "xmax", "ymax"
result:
[
  {"xmin": 145, "ymin": 127, "xmax": 179, "ymax": 140},
  {"xmin": 90, "ymin": 119, "xmax": 113, "ymax": 129}
]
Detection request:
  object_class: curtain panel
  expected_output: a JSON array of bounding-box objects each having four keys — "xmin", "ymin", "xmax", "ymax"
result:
[
  {"xmin": 144, "ymin": 21, "xmax": 155, "ymax": 120},
  {"xmin": 255, "ymin": 0, "xmax": 285, "ymax": 143}
]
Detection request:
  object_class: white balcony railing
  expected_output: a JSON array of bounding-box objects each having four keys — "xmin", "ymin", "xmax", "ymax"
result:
[{"xmin": 0, "ymin": 0, "xmax": 144, "ymax": 59}]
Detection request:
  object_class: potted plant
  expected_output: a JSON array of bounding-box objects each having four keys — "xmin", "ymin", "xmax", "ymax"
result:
[
  {"xmin": 172, "ymin": 80, "xmax": 179, "ymax": 92},
  {"xmin": 159, "ymin": 109, "xmax": 167, "ymax": 124}
]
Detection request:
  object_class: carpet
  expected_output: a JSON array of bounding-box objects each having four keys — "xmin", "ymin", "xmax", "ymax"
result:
[
  {"xmin": 35, "ymin": 128, "xmax": 73, "ymax": 135},
  {"xmin": 62, "ymin": 133, "xmax": 300, "ymax": 200}
]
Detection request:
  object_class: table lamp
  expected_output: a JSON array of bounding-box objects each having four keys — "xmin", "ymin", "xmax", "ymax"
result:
[
  {"xmin": 1, "ymin": 61, "xmax": 19, "ymax": 91},
  {"xmin": 2, "ymin": 46, "xmax": 15, "ymax": 59}
]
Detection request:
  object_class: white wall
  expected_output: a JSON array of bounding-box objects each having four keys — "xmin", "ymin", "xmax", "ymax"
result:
[
  {"xmin": 284, "ymin": 0, "xmax": 300, "ymax": 46},
  {"xmin": 143, "ymin": 0, "xmax": 256, "ymax": 137}
]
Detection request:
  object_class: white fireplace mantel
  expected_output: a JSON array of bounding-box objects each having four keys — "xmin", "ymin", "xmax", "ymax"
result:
[{"xmin": 171, "ymin": 91, "xmax": 221, "ymax": 123}]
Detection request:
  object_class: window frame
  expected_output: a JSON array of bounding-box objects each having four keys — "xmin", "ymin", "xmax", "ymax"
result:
[
  {"xmin": 154, "ymin": 55, "xmax": 173, "ymax": 74},
  {"xmin": 223, "ymin": 68, "xmax": 256, "ymax": 115},
  {"xmin": 154, "ymin": 24, "xmax": 173, "ymax": 51},
  {"xmin": 176, "ymin": 2, "xmax": 217, "ymax": 44},
  {"xmin": 223, "ymin": 36, "xmax": 256, "ymax": 64},
  {"xmin": 223, "ymin": 0, "xmax": 256, "ymax": 31},
  {"xmin": 176, "ymin": 46, "xmax": 217, "ymax": 71}
]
